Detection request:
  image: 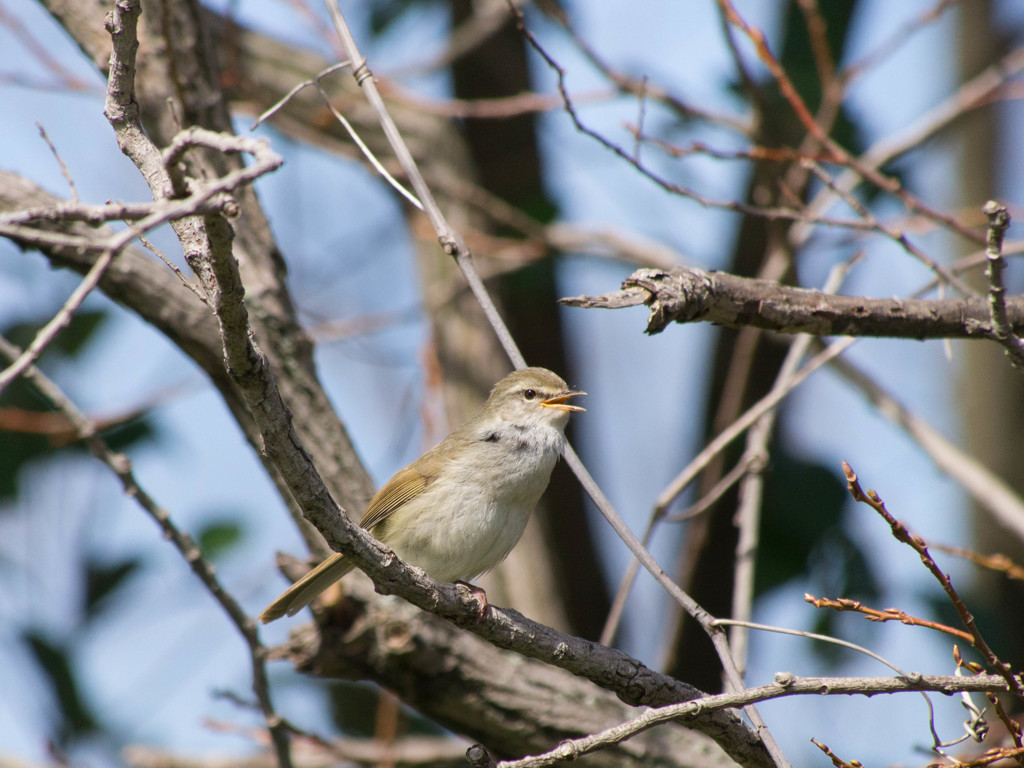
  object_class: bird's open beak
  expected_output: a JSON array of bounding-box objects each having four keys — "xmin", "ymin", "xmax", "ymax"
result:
[{"xmin": 540, "ymin": 390, "xmax": 586, "ymax": 412}]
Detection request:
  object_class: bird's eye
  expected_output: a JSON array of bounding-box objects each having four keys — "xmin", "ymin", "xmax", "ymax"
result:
[{"xmin": 523, "ymin": 389, "xmax": 537, "ymax": 400}]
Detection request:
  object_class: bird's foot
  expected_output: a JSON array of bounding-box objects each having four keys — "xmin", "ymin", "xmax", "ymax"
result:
[{"xmin": 455, "ymin": 580, "xmax": 489, "ymax": 619}]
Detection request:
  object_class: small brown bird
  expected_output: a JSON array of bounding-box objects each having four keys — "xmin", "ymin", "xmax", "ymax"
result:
[{"xmin": 259, "ymin": 367, "xmax": 585, "ymax": 623}]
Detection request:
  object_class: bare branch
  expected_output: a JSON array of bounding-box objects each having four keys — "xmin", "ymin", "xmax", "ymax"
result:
[
  {"xmin": 982, "ymin": 200, "xmax": 1024, "ymax": 368},
  {"xmin": 805, "ymin": 595, "xmax": 975, "ymax": 644},
  {"xmin": 123, "ymin": 735, "xmax": 470, "ymax": 768},
  {"xmin": 843, "ymin": 461, "xmax": 1024, "ymax": 709},
  {"xmin": 560, "ymin": 266, "xmax": 1024, "ymax": 338},
  {"xmin": 294, "ymin": 580, "xmax": 756, "ymax": 768},
  {"xmin": 324, "ymin": 0, "xmax": 524, "ymax": 368},
  {"xmin": 729, "ymin": 260, "xmax": 852, "ymax": 673},
  {"xmin": 929, "ymin": 544, "xmax": 1024, "ymax": 582},
  {"xmin": 494, "ymin": 671, "xmax": 1011, "ymax": 768}
]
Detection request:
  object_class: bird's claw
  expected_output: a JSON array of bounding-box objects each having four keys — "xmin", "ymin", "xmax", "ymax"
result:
[{"xmin": 455, "ymin": 580, "xmax": 490, "ymax": 619}]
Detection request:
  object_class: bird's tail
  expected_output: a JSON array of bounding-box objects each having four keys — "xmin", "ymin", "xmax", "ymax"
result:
[{"xmin": 259, "ymin": 553, "xmax": 354, "ymax": 623}]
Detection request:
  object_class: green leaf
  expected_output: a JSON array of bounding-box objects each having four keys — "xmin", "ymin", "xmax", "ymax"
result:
[{"xmin": 198, "ymin": 518, "xmax": 244, "ymax": 559}]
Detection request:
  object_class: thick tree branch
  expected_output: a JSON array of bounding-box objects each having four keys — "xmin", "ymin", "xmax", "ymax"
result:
[
  {"xmin": 284, "ymin": 581, "xmax": 768, "ymax": 768},
  {"xmin": 560, "ymin": 266, "xmax": 1024, "ymax": 338}
]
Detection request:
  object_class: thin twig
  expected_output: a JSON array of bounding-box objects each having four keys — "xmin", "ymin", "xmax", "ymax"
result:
[
  {"xmin": 840, "ymin": 0, "xmax": 966, "ymax": 85},
  {"xmin": 805, "ymin": 595, "xmax": 975, "ymax": 644},
  {"xmin": 134, "ymin": 232, "xmax": 209, "ymax": 304},
  {"xmin": 809, "ymin": 739, "xmax": 859, "ymax": 768},
  {"xmin": 715, "ymin": 0, "xmax": 822, "ymax": 142},
  {"xmin": 668, "ymin": 450, "xmax": 767, "ymax": 523},
  {"xmin": 249, "ymin": 60, "xmax": 350, "ymax": 128},
  {"xmin": 712, "ymin": 619, "xmax": 910, "ymax": 676},
  {"xmin": 656, "ymin": 338, "xmax": 856, "ymax": 512},
  {"xmin": 311, "ymin": 79, "xmax": 422, "ymax": 210},
  {"xmin": 717, "ymin": 0, "xmax": 986, "ymax": 267},
  {"xmin": 324, "ymin": 0, "xmax": 523, "ymax": 368},
  {"xmin": 825, "ymin": 351, "xmax": 1024, "ymax": 543},
  {"xmin": 553, "ymin": 9, "xmax": 752, "ymax": 134},
  {"xmin": 794, "ymin": 0, "xmax": 836, "ymax": 93},
  {"xmin": 599, "ymin": 336, "xmax": 856, "ymax": 648},
  {"xmin": 511, "ymin": 1, "xmax": 884, "ymax": 237},
  {"xmin": 929, "ymin": 544, "xmax": 1024, "ymax": 582},
  {"xmin": 795, "ymin": 44, "xmax": 1024, "ymax": 255},
  {"xmin": 842, "ymin": 461, "xmax": 1024, "ymax": 707},
  {"xmin": 0, "ymin": 129, "xmax": 281, "ymax": 397},
  {"xmin": 632, "ymin": 74, "xmax": 647, "ymax": 163},
  {"xmin": 1, "ymin": 197, "xmax": 224, "ymax": 226},
  {"xmin": 560, "ymin": 445, "xmax": 788, "ymax": 767},
  {"xmin": 982, "ymin": 200, "xmax": 1024, "ymax": 368},
  {"xmin": 36, "ymin": 122, "xmax": 79, "ymax": 201}
]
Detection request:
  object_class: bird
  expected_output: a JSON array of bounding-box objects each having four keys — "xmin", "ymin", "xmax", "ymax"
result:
[{"xmin": 258, "ymin": 367, "xmax": 585, "ymax": 623}]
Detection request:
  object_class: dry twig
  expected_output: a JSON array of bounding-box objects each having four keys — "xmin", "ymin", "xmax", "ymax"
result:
[{"xmin": 805, "ymin": 595, "xmax": 974, "ymax": 644}]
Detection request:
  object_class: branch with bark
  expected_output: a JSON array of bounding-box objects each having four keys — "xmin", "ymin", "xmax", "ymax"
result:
[
  {"xmin": 282, "ymin": 580, "xmax": 747, "ymax": 768},
  {"xmin": 560, "ymin": 265, "xmax": 1024, "ymax": 338}
]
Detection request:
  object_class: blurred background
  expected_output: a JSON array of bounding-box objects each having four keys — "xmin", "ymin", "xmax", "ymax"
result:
[{"xmin": 2, "ymin": 0, "xmax": 1024, "ymax": 765}]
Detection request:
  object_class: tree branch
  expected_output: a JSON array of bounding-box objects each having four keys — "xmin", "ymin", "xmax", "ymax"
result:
[
  {"xmin": 286, "ymin": 580, "xmax": 775, "ymax": 768},
  {"xmin": 493, "ymin": 670, "xmax": 1011, "ymax": 768},
  {"xmin": 843, "ymin": 461, "xmax": 1024, "ymax": 703},
  {"xmin": 982, "ymin": 200, "xmax": 1024, "ymax": 368},
  {"xmin": 122, "ymin": 737, "xmax": 469, "ymax": 768},
  {"xmin": 560, "ymin": 266, "xmax": 1024, "ymax": 338},
  {"xmin": 297, "ymin": 590, "xmax": 1010, "ymax": 768}
]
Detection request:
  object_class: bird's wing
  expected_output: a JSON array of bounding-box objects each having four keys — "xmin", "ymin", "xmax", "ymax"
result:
[{"xmin": 359, "ymin": 462, "xmax": 435, "ymax": 531}]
